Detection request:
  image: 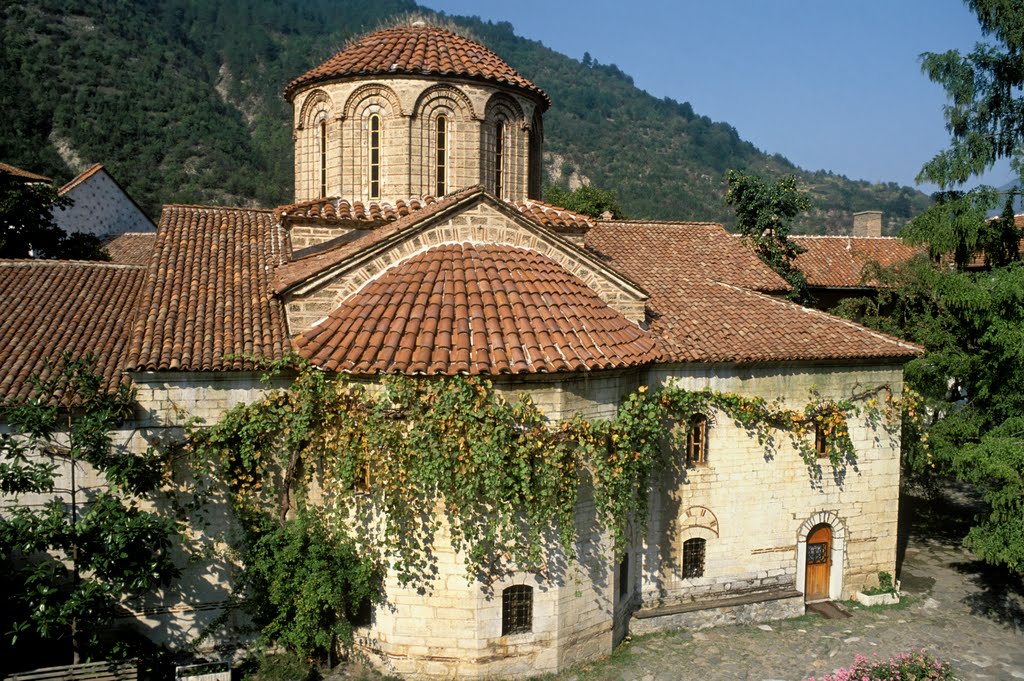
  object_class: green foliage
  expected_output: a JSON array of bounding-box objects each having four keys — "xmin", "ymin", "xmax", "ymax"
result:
[
  {"xmin": 0, "ymin": 354, "xmax": 179, "ymax": 663},
  {"xmin": 0, "ymin": 174, "xmax": 107, "ymax": 260},
  {"xmin": 242, "ymin": 510, "xmax": 383, "ymax": 661},
  {"xmin": 725, "ymin": 170, "xmax": 812, "ymax": 302},
  {"xmin": 544, "ymin": 184, "xmax": 625, "ymax": 219},
  {"xmin": 189, "ymin": 359, "xmax": 900, "ymax": 590},
  {"xmin": 0, "ymin": 0, "xmax": 929, "ymax": 230}
]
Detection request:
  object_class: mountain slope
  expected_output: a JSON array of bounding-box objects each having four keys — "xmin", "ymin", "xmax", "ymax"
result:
[{"xmin": 0, "ymin": 0, "xmax": 930, "ymax": 232}]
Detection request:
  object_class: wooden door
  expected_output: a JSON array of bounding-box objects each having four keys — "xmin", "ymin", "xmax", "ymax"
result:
[{"xmin": 805, "ymin": 524, "xmax": 832, "ymax": 602}]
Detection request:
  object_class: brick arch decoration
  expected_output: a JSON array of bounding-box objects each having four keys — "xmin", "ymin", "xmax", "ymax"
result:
[
  {"xmin": 343, "ymin": 83, "xmax": 404, "ymax": 119},
  {"xmin": 413, "ymin": 83, "xmax": 476, "ymax": 121},
  {"xmin": 795, "ymin": 510, "xmax": 847, "ymax": 600},
  {"xmin": 297, "ymin": 89, "xmax": 334, "ymax": 129},
  {"xmin": 484, "ymin": 91, "xmax": 526, "ymax": 127},
  {"xmin": 680, "ymin": 506, "xmax": 719, "ymax": 540}
]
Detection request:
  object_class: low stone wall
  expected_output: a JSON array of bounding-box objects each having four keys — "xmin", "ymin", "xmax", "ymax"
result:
[{"xmin": 630, "ymin": 588, "xmax": 805, "ymax": 635}]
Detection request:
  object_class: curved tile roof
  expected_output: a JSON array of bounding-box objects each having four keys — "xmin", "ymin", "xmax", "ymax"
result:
[
  {"xmin": 0, "ymin": 260, "xmax": 144, "ymax": 401},
  {"xmin": 127, "ymin": 205, "xmax": 290, "ymax": 372},
  {"xmin": 103, "ymin": 232, "xmax": 156, "ymax": 266},
  {"xmin": 293, "ymin": 243, "xmax": 659, "ymax": 375},
  {"xmin": 285, "ymin": 24, "xmax": 550, "ymax": 108},
  {"xmin": 791, "ymin": 236, "xmax": 924, "ymax": 288},
  {"xmin": 586, "ymin": 222, "xmax": 920, "ymax": 363}
]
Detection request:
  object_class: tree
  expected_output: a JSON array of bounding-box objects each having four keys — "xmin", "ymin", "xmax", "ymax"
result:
[
  {"xmin": 0, "ymin": 354, "xmax": 178, "ymax": 668},
  {"xmin": 544, "ymin": 184, "xmax": 625, "ymax": 219},
  {"xmin": 839, "ymin": 1, "xmax": 1024, "ymax": 572},
  {"xmin": 0, "ymin": 174, "xmax": 108, "ymax": 260},
  {"xmin": 724, "ymin": 170, "xmax": 812, "ymax": 302}
]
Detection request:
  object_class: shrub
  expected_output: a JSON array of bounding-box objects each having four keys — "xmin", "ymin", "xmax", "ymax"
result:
[{"xmin": 806, "ymin": 650, "xmax": 958, "ymax": 680}]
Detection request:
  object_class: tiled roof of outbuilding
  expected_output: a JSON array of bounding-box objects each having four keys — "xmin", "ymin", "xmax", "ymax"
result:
[
  {"xmin": 126, "ymin": 205, "xmax": 289, "ymax": 372},
  {"xmin": 791, "ymin": 236, "xmax": 923, "ymax": 288},
  {"xmin": 285, "ymin": 24, "xmax": 550, "ymax": 108},
  {"xmin": 293, "ymin": 243, "xmax": 659, "ymax": 375},
  {"xmin": 0, "ymin": 162, "xmax": 51, "ymax": 183},
  {"xmin": 104, "ymin": 232, "xmax": 157, "ymax": 266},
  {"xmin": 587, "ymin": 222, "xmax": 921, "ymax": 363},
  {"xmin": 0, "ymin": 260, "xmax": 144, "ymax": 401}
]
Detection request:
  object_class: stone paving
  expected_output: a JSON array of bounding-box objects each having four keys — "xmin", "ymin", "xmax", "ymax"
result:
[{"xmin": 555, "ymin": 487, "xmax": 1024, "ymax": 681}]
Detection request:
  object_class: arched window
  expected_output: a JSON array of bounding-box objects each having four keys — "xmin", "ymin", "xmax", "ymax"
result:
[
  {"xmin": 687, "ymin": 414, "xmax": 708, "ymax": 465},
  {"xmin": 369, "ymin": 114, "xmax": 381, "ymax": 199},
  {"xmin": 494, "ymin": 120, "xmax": 505, "ymax": 198},
  {"xmin": 501, "ymin": 584, "xmax": 532, "ymax": 635},
  {"xmin": 682, "ymin": 538, "xmax": 706, "ymax": 578},
  {"xmin": 318, "ymin": 119, "xmax": 327, "ymax": 199},
  {"xmin": 435, "ymin": 115, "xmax": 448, "ymax": 196}
]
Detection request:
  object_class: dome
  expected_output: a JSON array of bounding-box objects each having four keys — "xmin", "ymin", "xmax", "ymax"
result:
[{"xmin": 284, "ymin": 23, "xmax": 550, "ymax": 109}]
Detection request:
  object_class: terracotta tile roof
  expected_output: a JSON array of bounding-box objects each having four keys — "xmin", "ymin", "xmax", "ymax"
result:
[
  {"xmin": 284, "ymin": 24, "xmax": 550, "ymax": 108},
  {"xmin": 0, "ymin": 162, "xmax": 51, "ymax": 183},
  {"xmin": 277, "ymin": 196, "xmax": 439, "ymax": 224},
  {"xmin": 274, "ymin": 186, "xmax": 484, "ymax": 294},
  {"xmin": 293, "ymin": 243, "xmax": 659, "ymax": 375},
  {"xmin": 586, "ymin": 222, "xmax": 920, "ymax": 363},
  {"xmin": 515, "ymin": 199, "xmax": 595, "ymax": 233},
  {"xmin": 587, "ymin": 221, "xmax": 789, "ymax": 293},
  {"xmin": 276, "ymin": 194, "xmax": 593, "ymax": 234},
  {"xmin": 127, "ymin": 205, "xmax": 289, "ymax": 372},
  {"xmin": 58, "ymin": 163, "xmax": 104, "ymax": 195},
  {"xmin": 0, "ymin": 260, "xmax": 144, "ymax": 401},
  {"xmin": 791, "ymin": 236, "xmax": 923, "ymax": 288},
  {"xmin": 103, "ymin": 232, "xmax": 156, "ymax": 266}
]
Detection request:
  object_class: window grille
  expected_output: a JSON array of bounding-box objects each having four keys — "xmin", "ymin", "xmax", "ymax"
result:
[
  {"xmin": 807, "ymin": 541, "xmax": 829, "ymax": 565},
  {"xmin": 501, "ymin": 584, "xmax": 532, "ymax": 635},
  {"xmin": 683, "ymin": 538, "xmax": 705, "ymax": 578},
  {"xmin": 494, "ymin": 121, "xmax": 505, "ymax": 198},
  {"xmin": 435, "ymin": 115, "xmax": 447, "ymax": 196},
  {"xmin": 369, "ymin": 114, "xmax": 381, "ymax": 199},
  {"xmin": 319, "ymin": 120, "xmax": 327, "ymax": 199}
]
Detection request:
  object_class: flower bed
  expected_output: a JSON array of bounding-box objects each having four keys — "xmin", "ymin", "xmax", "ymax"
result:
[{"xmin": 806, "ymin": 650, "xmax": 958, "ymax": 680}]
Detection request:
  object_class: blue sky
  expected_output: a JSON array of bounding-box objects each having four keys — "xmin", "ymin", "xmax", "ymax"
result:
[{"xmin": 421, "ymin": 0, "xmax": 1006, "ymax": 191}]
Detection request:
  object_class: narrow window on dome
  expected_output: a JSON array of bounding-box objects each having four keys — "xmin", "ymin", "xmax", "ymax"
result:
[
  {"xmin": 494, "ymin": 120, "xmax": 505, "ymax": 198},
  {"xmin": 369, "ymin": 114, "xmax": 381, "ymax": 199},
  {"xmin": 436, "ymin": 115, "xmax": 448, "ymax": 197},
  {"xmin": 319, "ymin": 119, "xmax": 327, "ymax": 199}
]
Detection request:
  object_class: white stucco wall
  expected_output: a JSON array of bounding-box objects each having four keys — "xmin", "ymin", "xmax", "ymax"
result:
[{"xmin": 55, "ymin": 169, "xmax": 155, "ymax": 238}]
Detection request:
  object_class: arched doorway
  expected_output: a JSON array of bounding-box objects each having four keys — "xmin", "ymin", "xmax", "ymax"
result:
[{"xmin": 804, "ymin": 524, "xmax": 832, "ymax": 602}]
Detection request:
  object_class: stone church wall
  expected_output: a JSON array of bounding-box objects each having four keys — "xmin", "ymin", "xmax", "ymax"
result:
[{"xmin": 638, "ymin": 362, "xmax": 904, "ymax": 632}]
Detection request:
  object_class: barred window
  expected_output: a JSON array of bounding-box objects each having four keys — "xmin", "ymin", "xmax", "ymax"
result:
[
  {"xmin": 815, "ymin": 425, "xmax": 828, "ymax": 458},
  {"xmin": 494, "ymin": 120, "xmax": 505, "ymax": 198},
  {"xmin": 435, "ymin": 115, "xmax": 448, "ymax": 196},
  {"xmin": 319, "ymin": 119, "xmax": 327, "ymax": 199},
  {"xmin": 369, "ymin": 114, "xmax": 381, "ymax": 199},
  {"xmin": 682, "ymin": 538, "xmax": 705, "ymax": 579},
  {"xmin": 687, "ymin": 414, "xmax": 708, "ymax": 465},
  {"xmin": 501, "ymin": 585, "xmax": 532, "ymax": 635}
]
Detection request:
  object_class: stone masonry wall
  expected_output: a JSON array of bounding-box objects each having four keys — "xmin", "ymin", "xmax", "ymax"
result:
[{"xmin": 641, "ymin": 362, "xmax": 904, "ymax": 617}]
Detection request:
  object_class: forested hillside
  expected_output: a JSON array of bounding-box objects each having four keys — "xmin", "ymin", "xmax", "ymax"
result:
[{"xmin": 0, "ymin": 0, "xmax": 930, "ymax": 231}]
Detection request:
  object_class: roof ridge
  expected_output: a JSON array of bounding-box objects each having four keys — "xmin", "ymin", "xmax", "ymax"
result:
[
  {"xmin": 599, "ymin": 219, "xmax": 725, "ymax": 227},
  {"xmin": 0, "ymin": 259, "xmax": 146, "ymax": 270},
  {"xmin": 162, "ymin": 203, "xmax": 275, "ymax": 213},
  {"xmin": 58, "ymin": 163, "xmax": 104, "ymax": 195}
]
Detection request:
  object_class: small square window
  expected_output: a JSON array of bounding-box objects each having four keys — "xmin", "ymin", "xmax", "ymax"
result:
[
  {"xmin": 682, "ymin": 538, "xmax": 705, "ymax": 579},
  {"xmin": 501, "ymin": 585, "xmax": 532, "ymax": 635}
]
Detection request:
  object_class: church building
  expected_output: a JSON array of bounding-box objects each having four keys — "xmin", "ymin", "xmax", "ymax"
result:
[{"xmin": 0, "ymin": 21, "xmax": 921, "ymax": 678}]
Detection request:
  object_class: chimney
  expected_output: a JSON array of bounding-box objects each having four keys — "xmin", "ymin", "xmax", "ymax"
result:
[{"xmin": 852, "ymin": 210, "xmax": 883, "ymax": 237}]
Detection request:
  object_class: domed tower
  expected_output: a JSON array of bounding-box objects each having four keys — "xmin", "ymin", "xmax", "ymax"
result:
[{"xmin": 284, "ymin": 21, "xmax": 549, "ymax": 204}]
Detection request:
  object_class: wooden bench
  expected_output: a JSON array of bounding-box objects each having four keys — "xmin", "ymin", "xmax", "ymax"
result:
[{"xmin": 4, "ymin": 660, "xmax": 138, "ymax": 681}]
